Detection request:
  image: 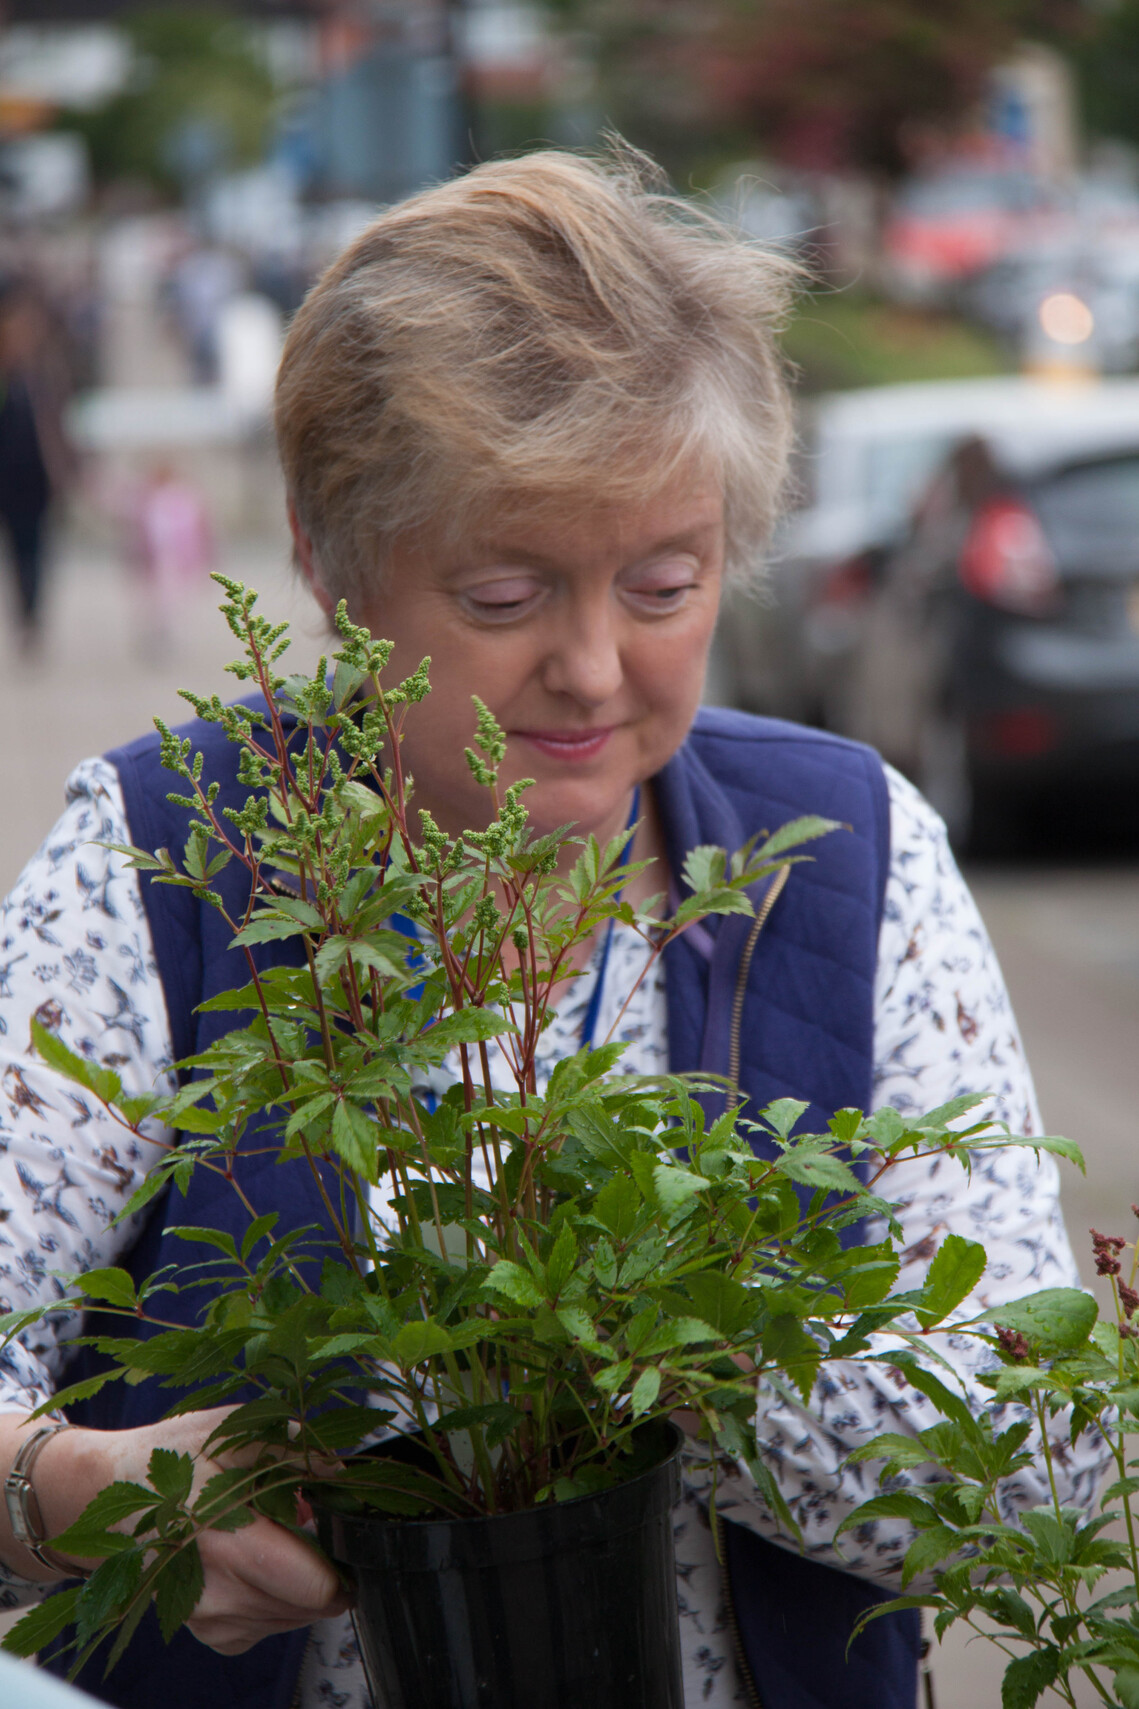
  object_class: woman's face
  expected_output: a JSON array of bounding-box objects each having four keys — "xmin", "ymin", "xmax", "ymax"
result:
[{"xmin": 340, "ymin": 473, "xmax": 725, "ymax": 849}]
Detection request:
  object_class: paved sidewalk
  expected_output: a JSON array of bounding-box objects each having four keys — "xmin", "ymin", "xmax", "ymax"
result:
[{"xmin": 0, "ymin": 529, "xmax": 320, "ymax": 895}]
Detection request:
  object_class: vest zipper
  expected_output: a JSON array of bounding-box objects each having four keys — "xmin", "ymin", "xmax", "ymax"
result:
[
  {"xmin": 712, "ymin": 1503, "xmax": 767, "ymax": 1709},
  {"xmin": 725, "ymin": 863, "xmax": 789, "ymax": 1111}
]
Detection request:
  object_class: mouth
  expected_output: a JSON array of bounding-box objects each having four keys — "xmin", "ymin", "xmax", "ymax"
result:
[{"xmin": 511, "ymin": 727, "xmax": 616, "ymax": 763}]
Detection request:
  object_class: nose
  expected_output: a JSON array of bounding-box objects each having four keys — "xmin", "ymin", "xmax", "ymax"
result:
[{"xmin": 539, "ymin": 594, "xmax": 624, "ymax": 707}]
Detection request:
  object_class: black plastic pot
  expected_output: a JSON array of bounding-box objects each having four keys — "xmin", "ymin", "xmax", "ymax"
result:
[{"xmin": 313, "ymin": 1423, "xmax": 684, "ymax": 1709}]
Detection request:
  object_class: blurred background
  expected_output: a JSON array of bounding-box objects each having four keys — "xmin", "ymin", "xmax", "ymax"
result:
[{"xmin": 2, "ymin": 2, "xmax": 1139, "ymax": 1702}]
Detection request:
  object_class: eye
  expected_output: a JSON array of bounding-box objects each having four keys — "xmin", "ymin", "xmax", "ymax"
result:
[
  {"xmin": 621, "ymin": 556, "xmax": 701, "ymax": 613},
  {"xmin": 458, "ymin": 573, "xmax": 546, "ymax": 622}
]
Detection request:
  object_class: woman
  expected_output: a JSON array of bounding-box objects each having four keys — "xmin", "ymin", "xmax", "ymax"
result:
[{"xmin": 0, "ymin": 148, "xmax": 1104, "ymax": 1709}]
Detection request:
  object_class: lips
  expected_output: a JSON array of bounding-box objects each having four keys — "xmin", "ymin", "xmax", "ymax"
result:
[{"xmin": 512, "ymin": 727, "xmax": 615, "ymax": 762}]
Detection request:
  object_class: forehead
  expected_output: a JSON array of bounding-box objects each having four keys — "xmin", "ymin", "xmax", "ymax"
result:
[{"xmin": 451, "ymin": 474, "xmax": 725, "ymax": 564}]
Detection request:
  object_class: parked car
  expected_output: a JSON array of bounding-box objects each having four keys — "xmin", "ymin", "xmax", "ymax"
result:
[
  {"xmin": 834, "ymin": 423, "xmax": 1139, "ymax": 849},
  {"xmin": 716, "ymin": 377, "xmax": 1139, "ymax": 734},
  {"xmin": 882, "ymin": 167, "xmax": 1064, "ymax": 303}
]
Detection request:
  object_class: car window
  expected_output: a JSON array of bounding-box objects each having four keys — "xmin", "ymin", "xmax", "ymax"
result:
[
  {"xmin": 863, "ymin": 433, "xmax": 957, "ymax": 534},
  {"xmin": 1033, "ymin": 457, "xmax": 1139, "ymax": 536},
  {"xmin": 1032, "ymin": 456, "xmax": 1139, "ymax": 568}
]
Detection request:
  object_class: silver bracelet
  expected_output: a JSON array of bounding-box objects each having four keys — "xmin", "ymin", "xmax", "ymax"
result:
[{"xmin": 4, "ymin": 1423, "xmax": 89, "ymax": 1579}]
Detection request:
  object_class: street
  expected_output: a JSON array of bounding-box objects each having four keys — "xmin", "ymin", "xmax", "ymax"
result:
[{"xmin": 2, "ymin": 530, "xmax": 1138, "ymax": 1708}]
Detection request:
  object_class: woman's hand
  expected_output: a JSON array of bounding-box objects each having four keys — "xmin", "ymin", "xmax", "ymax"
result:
[{"xmin": 0, "ymin": 1407, "xmax": 351, "ymax": 1655}]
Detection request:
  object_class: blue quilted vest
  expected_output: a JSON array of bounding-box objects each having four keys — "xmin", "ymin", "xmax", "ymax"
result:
[{"xmin": 50, "ymin": 704, "xmax": 918, "ymax": 1709}]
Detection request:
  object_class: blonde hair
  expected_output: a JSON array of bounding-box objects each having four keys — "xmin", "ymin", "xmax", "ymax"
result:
[{"xmin": 275, "ymin": 144, "xmax": 798, "ymax": 602}]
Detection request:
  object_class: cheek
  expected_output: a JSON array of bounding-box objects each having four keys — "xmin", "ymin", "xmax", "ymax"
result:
[{"xmin": 632, "ymin": 622, "xmax": 714, "ymax": 726}]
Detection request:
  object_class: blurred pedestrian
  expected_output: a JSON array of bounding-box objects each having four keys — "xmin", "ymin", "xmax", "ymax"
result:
[
  {"xmin": 128, "ymin": 459, "xmax": 215, "ymax": 652},
  {"xmin": 167, "ymin": 244, "xmax": 244, "ymax": 384},
  {"xmin": 0, "ymin": 281, "xmax": 74, "ymax": 654}
]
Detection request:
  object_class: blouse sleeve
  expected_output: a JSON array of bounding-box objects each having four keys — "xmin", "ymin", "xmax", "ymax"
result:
[
  {"xmin": 0, "ymin": 759, "xmax": 176, "ymax": 1595},
  {"xmin": 684, "ymin": 765, "xmax": 1109, "ymax": 1590}
]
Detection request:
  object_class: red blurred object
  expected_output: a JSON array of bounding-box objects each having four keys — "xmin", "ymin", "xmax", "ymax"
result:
[
  {"xmin": 974, "ymin": 708, "xmax": 1060, "ymax": 757},
  {"xmin": 959, "ymin": 497, "xmax": 1059, "ymax": 613},
  {"xmin": 813, "ymin": 551, "xmax": 875, "ymax": 608}
]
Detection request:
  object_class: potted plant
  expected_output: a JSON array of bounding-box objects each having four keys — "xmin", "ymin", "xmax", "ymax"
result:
[
  {"xmin": 837, "ymin": 1226, "xmax": 1139, "ymax": 1709},
  {"xmin": 0, "ymin": 582, "xmax": 1084, "ymax": 1708}
]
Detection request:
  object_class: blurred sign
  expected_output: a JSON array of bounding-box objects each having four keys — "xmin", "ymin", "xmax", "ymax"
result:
[
  {"xmin": 0, "ymin": 133, "xmax": 89, "ymax": 218},
  {"xmin": 313, "ymin": 43, "xmax": 461, "ymax": 203}
]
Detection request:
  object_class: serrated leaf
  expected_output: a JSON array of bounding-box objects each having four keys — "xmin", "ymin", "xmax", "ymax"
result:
[
  {"xmin": 592, "ymin": 1172, "xmax": 641, "ymax": 1239},
  {"xmin": 169, "ymin": 1226, "xmax": 239, "ymax": 1261},
  {"xmin": 982, "ymin": 1288, "xmax": 1097, "ymax": 1355},
  {"xmin": 154, "ymin": 1542, "xmax": 205, "ymax": 1642},
  {"xmin": 30, "ymin": 1017, "xmax": 121, "ymax": 1104},
  {"xmin": 331, "ymin": 1100, "xmax": 379, "ymax": 1179},
  {"xmin": 1001, "ymin": 1646, "xmax": 1060, "ymax": 1709},
  {"xmin": 147, "ymin": 1447, "xmax": 194, "ymax": 1504},
  {"xmin": 75, "ymin": 1268, "xmax": 137, "ymax": 1310},
  {"xmin": 50, "ymin": 1481, "xmax": 158, "ymax": 1557},
  {"xmin": 776, "ymin": 1150, "xmax": 861, "ymax": 1196},
  {"xmin": 1116, "ymin": 1668, "xmax": 1139, "ymax": 1709},
  {"xmin": 629, "ymin": 1367, "xmax": 662, "ymax": 1417},
  {"xmin": 915, "ymin": 1233, "xmax": 986, "ymax": 1327},
  {"xmin": 0, "ymin": 1585, "xmax": 80, "ymax": 1657},
  {"xmin": 545, "ymin": 1222, "xmax": 577, "ymax": 1297},
  {"xmin": 483, "ymin": 1261, "xmax": 545, "ymax": 1309},
  {"xmin": 391, "ymin": 1320, "xmax": 455, "ymax": 1363},
  {"xmin": 761, "ymin": 1098, "xmax": 811, "ymax": 1140},
  {"xmin": 900, "ymin": 1523, "xmax": 960, "ymax": 1587},
  {"xmin": 652, "ymin": 1164, "xmax": 710, "ymax": 1213},
  {"xmin": 75, "ymin": 1547, "xmax": 144, "ymax": 1647}
]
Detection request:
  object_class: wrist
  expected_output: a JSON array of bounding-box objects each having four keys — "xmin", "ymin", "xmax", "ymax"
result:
[{"xmin": 4, "ymin": 1423, "xmax": 91, "ymax": 1581}]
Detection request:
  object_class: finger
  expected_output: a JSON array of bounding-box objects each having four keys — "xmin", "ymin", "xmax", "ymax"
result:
[{"xmin": 200, "ymin": 1516, "xmax": 349, "ymax": 1616}]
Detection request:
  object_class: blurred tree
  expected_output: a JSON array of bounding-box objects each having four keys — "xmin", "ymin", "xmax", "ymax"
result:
[
  {"xmin": 1074, "ymin": 0, "xmax": 1139, "ymax": 150},
  {"xmin": 57, "ymin": 8, "xmax": 277, "ymax": 195},
  {"xmin": 548, "ymin": 0, "xmax": 1081, "ymax": 178}
]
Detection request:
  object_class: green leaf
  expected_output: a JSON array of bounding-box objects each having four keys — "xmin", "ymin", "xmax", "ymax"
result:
[
  {"xmin": 427, "ymin": 1007, "xmax": 517, "ymax": 1048},
  {"xmin": 391, "ymin": 1320, "xmax": 456, "ymax": 1363},
  {"xmin": 75, "ymin": 1547, "xmax": 144, "ymax": 1647},
  {"xmin": 154, "ymin": 1541, "xmax": 205, "ymax": 1642},
  {"xmin": 30, "ymin": 1017, "xmax": 121, "ymax": 1104},
  {"xmin": 836, "ymin": 1491, "xmax": 937, "ymax": 1537},
  {"xmin": 1001, "ymin": 1646, "xmax": 1060, "ymax": 1709},
  {"xmin": 686, "ymin": 1271, "xmax": 757, "ymax": 1338},
  {"xmin": 483, "ymin": 1261, "xmax": 545, "ymax": 1310},
  {"xmin": 1116, "ymin": 1668, "xmax": 1139, "ymax": 1709},
  {"xmin": 761, "ymin": 1098, "xmax": 810, "ymax": 1140},
  {"xmin": 147, "ymin": 1447, "xmax": 194, "ymax": 1504},
  {"xmin": 75, "ymin": 1268, "xmax": 137, "ymax": 1310},
  {"xmin": 50, "ymin": 1482, "xmax": 158, "ymax": 1556},
  {"xmin": 545, "ymin": 1222, "xmax": 577, "ymax": 1297},
  {"xmin": 652, "ymin": 1164, "xmax": 710, "ymax": 1213},
  {"xmin": 753, "ymin": 816, "xmax": 840, "ymax": 860},
  {"xmin": 630, "ymin": 1367, "xmax": 662, "ymax": 1417},
  {"xmin": 0, "ymin": 1585, "xmax": 80, "ymax": 1656},
  {"xmin": 331, "ymin": 1101, "xmax": 379, "ymax": 1179},
  {"xmin": 844, "ymin": 1434, "xmax": 936, "ymax": 1472},
  {"xmin": 982, "ymin": 1288, "xmax": 1098, "ymax": 1355},
  {"xmin": 900, "ymin": 1524, "xmax": 960, "ymax": 1587},
  {"xmin": 592, "ymin": 1173, "xmax": 641, "ymax": 1239},
  {"xmin": 169, "ymin": 1226, "xmax": 239, "ymax": 1262},
  {"xmin": 776, "ymin": 1150, "xmax": 861, "ymax": 1197},
  {"xmin": 914, "ymin": 1233, "xmax": 986, "ymax": 1327}
]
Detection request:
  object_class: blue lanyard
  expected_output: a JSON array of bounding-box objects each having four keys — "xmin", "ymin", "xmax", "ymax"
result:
[{"xmin": 579, "ymin": 786, "xmax": 640, "ymax": 1051}]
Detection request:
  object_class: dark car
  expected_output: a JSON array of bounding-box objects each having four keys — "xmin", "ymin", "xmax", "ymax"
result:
[{"xmin": 834, "ymin": 431, "xmax": 1139, "ymax": 850}]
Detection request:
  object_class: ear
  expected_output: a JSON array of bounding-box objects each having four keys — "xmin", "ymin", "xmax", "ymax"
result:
[{"xmin": 289, "ymin": 500, "xmax": 335, "ymax": 617}]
